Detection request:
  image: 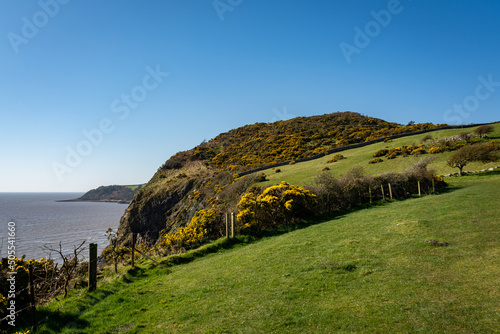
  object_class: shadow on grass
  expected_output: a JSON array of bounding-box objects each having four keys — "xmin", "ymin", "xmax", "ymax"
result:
[
  {"xmin": 22, "ymin": 288, "xmax": 115, "ymax": 333},
  {"xmin": 34, "ymin": 309, "xmax": 90, "ymax": 333},
  {"xmin": 123, "ymin": 267, "xmax": 147, "ymax": 283}
]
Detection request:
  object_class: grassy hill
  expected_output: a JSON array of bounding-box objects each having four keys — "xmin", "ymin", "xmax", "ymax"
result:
[
  {"xmin": 25, "ymin": 122, "xmax": 500, "ymax": 333},
  {"xmin": 116, "ymin": 113, "xmax": 492, "ymax": 249},
  {"xmin": 35, "ymin": 171, "xmax": 500, "ymax": 333},
  {"xmin": 259, "ymin": 124, "xmax": 500, "ymax": 186}
]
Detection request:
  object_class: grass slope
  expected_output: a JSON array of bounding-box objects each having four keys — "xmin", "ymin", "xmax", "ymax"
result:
[
  {"xmin": 36, "ymin": 172, "xmax": 500, "ymax": 333},
  {"xmin": 258, "ymin": 124, "xmax": 500, "ymax": 187}
]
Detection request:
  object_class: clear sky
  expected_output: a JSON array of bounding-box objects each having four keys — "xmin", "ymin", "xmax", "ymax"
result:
[{"xmin": 1, "ymin": 0, "xmax": 499, "ymax": 192}]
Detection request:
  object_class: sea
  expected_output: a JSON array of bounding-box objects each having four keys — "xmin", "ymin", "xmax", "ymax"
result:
[{"xmin": 0, "ymin": 193, "xmax": 127, "ymax": 262}]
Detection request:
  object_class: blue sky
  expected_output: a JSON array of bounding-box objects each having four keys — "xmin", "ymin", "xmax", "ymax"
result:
[{"xmin": 1, "ymin": 0, "xmax": 499, "ymax": 192}]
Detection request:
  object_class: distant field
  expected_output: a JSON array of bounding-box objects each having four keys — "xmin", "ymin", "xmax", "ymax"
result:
[
  {"xmin": 35, "ymin": 172, "xmax": 500, "ymax": 333},
  {"xmin": 257, "ymin": 123, "xmax": 500, "ymax": 186},
  {"xmin": 122, "ymin": 184, "xmax": 144, "ymax": 191}
]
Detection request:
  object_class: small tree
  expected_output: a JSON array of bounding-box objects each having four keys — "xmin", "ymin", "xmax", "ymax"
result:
[
  {"xmin": 43, "ymin": 240, "xmax": 86, "ymax": 297},
  {"xmin": 458, "ymin": 132, "xmax": 472, "ymax": 142},
  {"xmin": 474, "ymin": 124, "xmax": 494, "ymax": 138},
  {"xmin": 420, "ymin": 134, "xmax": 433, "ymax": 143},
  {"xmin": 103, "ymin": 228, "xmax": 129, "ymax": 273},
  {"xmin": 447, "ymin": 143, "xmax": 499, "ymax": 175}
]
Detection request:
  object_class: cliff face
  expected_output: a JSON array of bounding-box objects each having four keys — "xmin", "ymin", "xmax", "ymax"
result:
[
  {"xmin": 116, "ymin": 161, "xmax": 221, "ymax": 246},
  {"xmin": 117, "ymin": 178, "xmax": 195, "ymax": 243}
]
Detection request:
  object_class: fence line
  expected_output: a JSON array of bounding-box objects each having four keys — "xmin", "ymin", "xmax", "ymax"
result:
[{"xmin": 0, "ymin": 245, "xmax": 100, "ymax": 332}]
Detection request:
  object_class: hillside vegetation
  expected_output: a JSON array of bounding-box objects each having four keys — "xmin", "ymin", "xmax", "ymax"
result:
[
  {"xmin": 35, "ymin": 172, "xmax": 500, "ymax": 333},
  {"xmin": 116, "ymin": 112, "xmax": 445, "ymax": 247},
  {"xmin": 260, "ymin": 124, "xmax": 500, "ymax": 186},
  {"xmin": 116, "ymin": 116, "xmax": 498, "ymax": 253},
  {"xmin": 160, "ymin": 112, "xmax": 440, "ymax": 173}
]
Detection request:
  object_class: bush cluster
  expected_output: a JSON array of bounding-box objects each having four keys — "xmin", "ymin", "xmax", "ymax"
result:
[
  {"xmin": 369, "ymin": 158, "xmax": 383, "ymax": 164},
  {"xmin": 312, "ymin": 161, "xmax": 445, "ymax": 214},
  {"xmin": 1, "ymin": 257, "xmax": 58, "ymax": 330},
  {"xmin": 236, "ymin": 182, "xmax": 317, "ymax": 234},
  {"xmin": 326, "ymin": 154, "xmax": 345, "ymax": 163},
  {"xmin": 159, "ymin": 209, "xmax": 218, "ymax": 252},
  {"xmin": 372, "ymin": 136, "xmax": 474, "ymax": 163}
]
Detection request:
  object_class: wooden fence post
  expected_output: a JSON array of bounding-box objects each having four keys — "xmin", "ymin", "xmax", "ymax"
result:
[
  {"xmin": 88, "ymin": 243, "xmax": 97, "ymax": 292},
  {"xmin": 28, "ymin": 265, "xmax": 36, "ymax": 332},
  {"xmin": 230, "ymin": 212, "xmax": 235, "ymax": 239},
  {"xmin": 381, "ymin": 184, "xmax": 385, "ymax": 200},
  {"xmin": 225, "ymin": 213, "xmax": 230, "ymax": 238},
  {"xmin": 388, "ymin": 183, "xmax": 393, "ymax": 200},
  {"xmin": 418, "ymin": 181, "xmax": 421, "ymax": 196},
  {"xmin": 368, "ymin": 186, "xmax": 372, "ymax": 203},
  {"xmin": 432, "ymin": 179, "xmax": 435, "ymax": 193},
  {"xmin": 131, "ymin": 233, "xmax": 135, "ymax": 268}
]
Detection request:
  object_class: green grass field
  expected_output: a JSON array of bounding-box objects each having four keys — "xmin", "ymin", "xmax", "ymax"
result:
[
  {"xmin": 122, "ymin": 184, "xmax": 144, "ymax": 191},
  {"xmin": 33, "ymin": 171, "xmax": 500, "ymax": 333}
]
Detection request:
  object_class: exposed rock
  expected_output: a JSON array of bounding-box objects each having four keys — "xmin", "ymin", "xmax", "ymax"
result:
[{"xmin": 117, "ymin": 178, "xmax": 196, "ymax": 245}]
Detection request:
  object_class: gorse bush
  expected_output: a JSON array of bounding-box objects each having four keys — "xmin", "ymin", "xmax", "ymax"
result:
[
  {"xmin": 369, "ymin": 158, "xmax": 383, "ymax": 164},
  {"xmin": 237, "ymin": 182, "xmax": 317, "ymax": 234},
  {"xmin": 159, "ymin": 209, "xmax": 218, "ymax": 252},
  {"xmin": 373, "ymin": 149, "xmax": 389, "ymax": 157},
  {"xmin": 326, "ymin": 154, "xmax": 345, "ymax": 163},
  {"xmin": 375, "ymin": 137, "xmax": 479, "ymax": 162},
  {"xmin": 1, "ymin": 257, "xmax": 66, "ymax": 332}
]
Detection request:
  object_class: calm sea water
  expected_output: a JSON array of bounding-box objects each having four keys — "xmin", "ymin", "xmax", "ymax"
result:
[{"xmin": 0, "ymin": 193, "xmax": 127, "ymax": 261}]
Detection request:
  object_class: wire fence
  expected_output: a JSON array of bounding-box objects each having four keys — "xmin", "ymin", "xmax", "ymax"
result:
[{"xmin": 0, "ymin": 243, "xmax": 99, "ymax": 332}]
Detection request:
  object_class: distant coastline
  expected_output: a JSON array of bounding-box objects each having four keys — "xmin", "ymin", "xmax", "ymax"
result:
[
  {"xmin": 57, "ymin": 184, "xmax": 143, "ymax": 204},
  {"xmin": 56, "ymin": 198, "xmax": 130, "ymax": 204}
]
